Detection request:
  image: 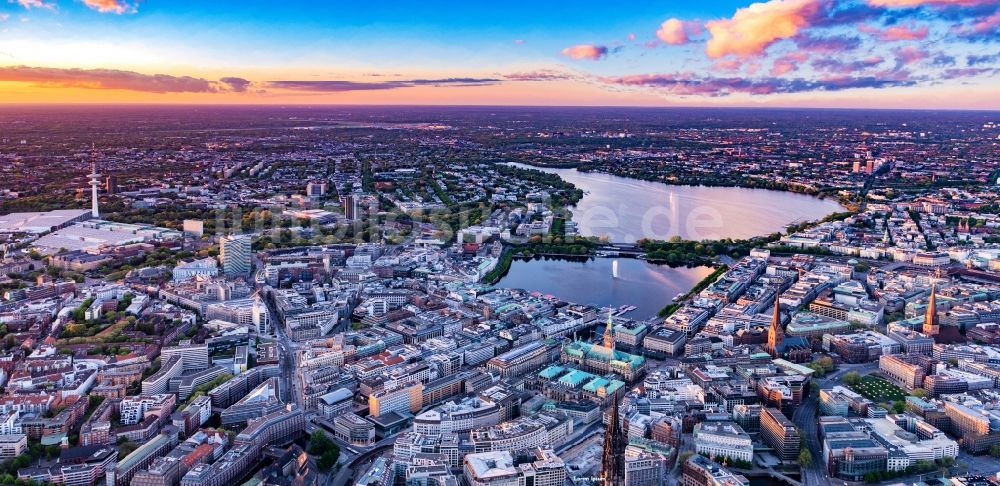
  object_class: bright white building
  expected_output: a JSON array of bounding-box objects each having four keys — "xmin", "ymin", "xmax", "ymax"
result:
[{"xmin": 693, "ymin": 422, "xmax": 754, "ymax": 463}]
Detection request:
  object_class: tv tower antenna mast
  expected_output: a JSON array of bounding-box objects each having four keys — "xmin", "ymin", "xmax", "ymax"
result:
[{"xmin": 88, "ymin": 144, "xmax": 101, "ymax": 218}]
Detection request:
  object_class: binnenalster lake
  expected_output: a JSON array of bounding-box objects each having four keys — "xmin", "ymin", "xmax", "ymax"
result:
[
  {"xmin": 497, "ymin": 256, "xmax": 714, "ymax": 320},
  {"xmin": 507, "ymin": 163, "xmax": 846, "ymax": 243}
]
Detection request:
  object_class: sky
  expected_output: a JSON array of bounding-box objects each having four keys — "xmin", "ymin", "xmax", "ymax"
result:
[{"xmin": 0, "ymin": 0, "xmax": 998, "ymax": 108}]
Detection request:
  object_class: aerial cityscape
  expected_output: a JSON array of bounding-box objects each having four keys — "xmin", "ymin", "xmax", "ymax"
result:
[{"xmin": 1, "ymin": 2, "xmax": 1000, "ymax": 486}]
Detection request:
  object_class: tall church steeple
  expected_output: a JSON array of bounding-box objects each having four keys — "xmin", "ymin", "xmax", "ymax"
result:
[
  {"xmin": 601, "ymin": 391, "xmax": 626, "ymax": 486},
  {"xmin": 923, "ymin": 284, "xmax": 939, "ymax": 336},
  {"xmin": 767, "ymin": 292, "xmax": 784, "ymax": 357}
]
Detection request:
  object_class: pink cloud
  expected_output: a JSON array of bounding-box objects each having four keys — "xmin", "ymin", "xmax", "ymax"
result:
[
  {"xmin": 656, "ymin": 18, "xmax": 702, "ymax": 45},
  {"xmin": 603, "ymin": 71, "xmax": 916, "ymax": 97},
  {"xmin": 770, "ymin": 51, "xmax": 810, "ymax": 75},
  {"xmin": 860, "ymin": 22, "xmax": 929, "ymax": 41},
  {"xmin": 705, "ymin": 0, "xmax": 828, "ymax": 58},
  {"xmin": 868, "ymin": 0, "xmax": 998, "ymax": 7},
  {"xmin": 0, "ymin": 65, "xmax": 247, "ymax": 93},
  {"xmin": 16, "ymin": 0, "xmax": 54, "ymax": 9},
  {"xmin": 952, "ymin": 11, "xmax": 1000, "ymax": 37},
  {"xmin": 894, "ymin": 45, "xmax": 929, "ymax": 64},
  {"xmin": 627, "ymin": 33, "xmax": 636, "ymax": 41},
  {"xmin": 505, "ymin": 69, "xmax": 575, "ymax": 82},
  {"xmin": 812, "ymin": 56, "xmax": 884, "ymax": 74},
  {"xmin": 794, "ymin": 35, "xmax": 862, "ymax": 53},
  {"xmin": 81, "ymin": 0, "xmax": 133, "ymax": 13},
  {"xmin": 713, "ymin": 59, "xmax": 743, "ymax": 71},
  {"xmin": 561, "ymin": 44, "xmax": 609, "ymax": 60},
  {"xmin": 941, "ymin": 67, "xmax": 991, "ymax": 78},
  {"xmin": 514, "ymin": 39, "xmax": 525, "ymax": 45}
]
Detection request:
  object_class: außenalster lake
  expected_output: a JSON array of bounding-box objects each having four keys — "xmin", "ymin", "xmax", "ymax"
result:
[
  {"xmin": 497, "ymin": 257, "xmax": 713, "ymax": 320},
  {"xmin": 508, "ymin": 163, "xmax": 846, "ymax": 243}
]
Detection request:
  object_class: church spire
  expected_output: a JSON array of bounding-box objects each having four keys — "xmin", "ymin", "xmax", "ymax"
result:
[
  {"xmin": 923, "ymin": 283, "xmax": 939, "ymax": 335},
  {"xmin": 601, "ymin": 390, "xmax": 626, "ymax": 486},
  {"xmin": 767, "ymin": 291, "xmax": 784, "ymax": 357}
]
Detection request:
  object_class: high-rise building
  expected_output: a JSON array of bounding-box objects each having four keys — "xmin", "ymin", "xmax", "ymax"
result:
[
  {"xmin": 306, "ymin": 180, "xmax": 328, "ymax": 197},
  {"xmin": 105, "ymin": 175, "xmax": 118, "ymax": 195},
  {"xmin": 252, "ymin": 296, "xmax": 271, "ymax": 335},
  {"xmin": 220, "ymin": 234, "xmax": 252, "ymax": 276},
  {"xmin": 343, "ymin": 195, "xmax": 359, "ymax": 220},
  {"xmin": 760, "ymin": 408, "xmax": 800, "ymax": 462}
]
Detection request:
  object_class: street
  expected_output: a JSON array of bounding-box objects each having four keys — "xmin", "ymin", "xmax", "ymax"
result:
[{"xmin": 793, "ymin": 362, "xmax": 878, "ymax": 486}]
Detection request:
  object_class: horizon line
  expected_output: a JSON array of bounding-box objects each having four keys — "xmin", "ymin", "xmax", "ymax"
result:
[{"xmin": 1, "ymin": 102, "xmax": 999, "ymax": 113}]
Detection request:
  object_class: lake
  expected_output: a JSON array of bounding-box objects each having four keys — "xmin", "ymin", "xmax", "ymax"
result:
[
  {"xmin": 497, "ymin": 256, "xmax": 714, "ymax": 320},
  {"xmin": 507, "ymin": 163, "xmax": 846, "ymax": 243}
]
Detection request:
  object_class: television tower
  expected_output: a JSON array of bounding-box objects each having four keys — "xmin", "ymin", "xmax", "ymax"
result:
[{"xmin": 89, "ymin": 144, "xmax": 100, "ymax": 218}]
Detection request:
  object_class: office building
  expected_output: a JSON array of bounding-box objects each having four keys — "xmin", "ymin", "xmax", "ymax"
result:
[
  {"xmin": 692, "ymin": 422, "xmax": 753, "ymax": 463},
  {"xmin": 220, "ymin": 234, "xmax": 252, "ymax": 276},
  {"xmin": 369, "ymin": 381, "xmax": 424, "ymax": 418},
  {"xmin": 469, "ymin": 411, "xmax": 573, "ymax": 454},
  {"xmin": 485, "ymin": 341, "xmax": 551, "ymax": 379},
  {"xmin": 220, "ymin": 378, "xmax": 284, "ymax": 426},
  {"xmin": 343, "ymin": 195, "xmax": 359, "ymax": 221},
  {"xmin": 182, "ymin": 219, "xmax": 204, "ymax": 237},
  {"xmin": 160, "ymin": 342, "xmax": 211, "ymax": 371},
  {"xmin": 306, "ymin": 180, "xmax": 328, "ymax": 197},
  {"xmin": 317, "ymin": 388, "xmax": 354, "ymax": 419},
  {"xmin": 820, "ymin": 417, "xmax": 887, "ymax": 481},
  {"xmin": 682, "ymin": 454, "xmax": 749, "ymax": 486},
  {"xmin": 879, "ymin": 354, "xmax": 934, "ymax": 391},
  {"xmin": 0, "ymin": 434, "xmax": 27, "ymax": 458},
  {"xmin": 413, "ymin": 396, "xmax": 502, "ymax": 435},
  {"xmin": 624, "ymin": 441, "xmax": 669, "ymax": 486},
  {"xmin": 760, "ymin": 408, "xmax": 800, "ymax": 462},
  {"xmin": 819, "ymin": 386, "xmax": 872, "ymax": 417},
  {"xmin": 333, "ymin": 413, "xmax": 376, "ymax": 447},
  {"xmin": 108, "ymin": 432, "xmax": 177, "ymax": 486},
  {"xmin": 172, "ymin": 258, "xmax": 219, "ymax": 282},
  {"xmin": 462, "ymin": 449, "xmax": 565, "ymax": 486}
]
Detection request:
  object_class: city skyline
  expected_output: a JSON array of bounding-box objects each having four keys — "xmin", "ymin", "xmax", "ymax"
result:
[{"xmin": 0, "ymin": 0, "xmax": 998, "ymax": 108}]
